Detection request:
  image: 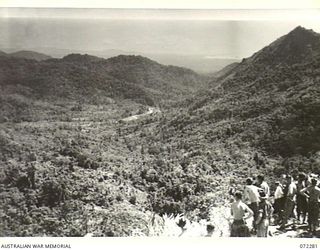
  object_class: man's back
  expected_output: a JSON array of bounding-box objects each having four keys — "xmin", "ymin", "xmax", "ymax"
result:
[
  {"xmin": 261, "ymin": 181, "xmax": 270, "ymax": 197},
  {"xmin": 287, "ymin": 182, "xmax": 297, "ymax": 199},
  {"xmin": 259, "ymin": 201, "xmax": 273, "ymax": 220},
  {"xmin": 244, "ymin": 185, "xmax": 260, "ymax": 203},
  {"xmin": 231, "ymin": 201, "xmax": 250, "ymax": 220},
  {"xmin": 275, "ymin": 185, "xmax": 283, "ymax": 199},
  {"xmin": 307, "ymin": 186, "xmax": 320, "ymax": 202},
  {"xmin": 296, "ymin": 180, "xmax": 306, "ymax": 192}
]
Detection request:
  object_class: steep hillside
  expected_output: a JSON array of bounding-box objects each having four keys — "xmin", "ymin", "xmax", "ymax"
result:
[
  {"xmin": 212, "ymin": 62, "xmax": 239, "ymax": 79},
  {"xmin": 165, "ymin": 26, "xmax": 320, "ymax": 162},
  {"xmin": 248, "ymin": 26, "xmax": 320, "ymax": 66},
  {"xmin": 219, "ymin": 26, "xmax": 320, "ymax": 86},
  {"xmin": 211, "ymin": 26, "xmax": 320, "ymax": 157}
]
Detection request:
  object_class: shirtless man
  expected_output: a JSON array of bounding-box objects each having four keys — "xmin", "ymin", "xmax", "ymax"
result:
[
  {"xmin": 230, "ymin": 191, "xmax": 254, "ymax": 237},
  {"xmin": 300, "ymin": 178, "xmax": 320, "ymax": 234}
]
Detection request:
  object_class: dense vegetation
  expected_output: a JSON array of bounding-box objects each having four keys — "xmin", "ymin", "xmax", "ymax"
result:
[{"xmin": 0, "ymin": 54, "xmax": 207, "ymax": 123}]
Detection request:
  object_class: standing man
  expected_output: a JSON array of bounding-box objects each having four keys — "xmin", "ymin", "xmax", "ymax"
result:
[
  {"xmin": 300, "ymin": 178, "xmax": 320, "ymax": 234},
  {"xmin": 230, "ymin": 191, "xmax": 253, "ymax": 237},
  {"xmin": 273, "ymin": 181, "xmax": 284, "ymax": 225},
  {"xmin": 296, "ymin": 173, "xmax": 308, "ymax": 224},
  {"xmin": 257, "ymin": 175, "xmax": 270, "ymax": 198},
  {"xmin": 256, "ymin": 192, "xmax": 274, "ymax": 237},
  {"xmin": 279, "ymin": 175, "xmax": 297, "ymax": 230},
  {"xmin": 244, "ymin": 178, "xmax": 261, "ymax": 231}
]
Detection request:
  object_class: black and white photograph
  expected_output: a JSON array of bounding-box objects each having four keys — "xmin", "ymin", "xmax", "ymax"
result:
[{"xmin": 0, "ymin": 1, "xmax": 320, "ymax": 242}]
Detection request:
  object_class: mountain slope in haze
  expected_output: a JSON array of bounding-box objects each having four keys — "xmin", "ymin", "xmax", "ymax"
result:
[
  {"xmin": 207, "ymin": 26, "xmax": 319, "ymax": 81},
  {"xmin": 211, "ymin": 62, "xmax": 239, "ymax": 79},
  {"xmin": 59, "ymin": 54, "xmax": 207, "ymax": 102},
  {"xmin": 142, "ymin": 54, "xmax": 239, "ymax": 74},
  {"xmin": 0, "ymin": 53, "xmax": 206, "ymax": 122},
  {"xmin": 3, "ymin": 47, "xmax": 239, "ymax": 73},
  {"xmin": 162, "ymin": 26, "xmax": 320, "ymax": 166},
  {"xmin": 248, "ymin": 26, "xmax": 320, "ymax": 66},
  {"xmin": 102, "ymin": 55, "xmax": 206, "ymax": 95},
  {"xmin": 9, "ymin": 50, "xmax": 52, "ymax": 61},
  {"xmin": 219, "ymin": 26, "xmax": 320, "ymax": 87},
  {"xmin": 214, "ymin": 27, "xmax": 320, "ymax": 157}
]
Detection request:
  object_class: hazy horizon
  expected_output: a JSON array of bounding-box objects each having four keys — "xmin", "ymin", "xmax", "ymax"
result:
[{"xmin": 1, "ymin": 8, "xmax": 319, "ymax": 72}]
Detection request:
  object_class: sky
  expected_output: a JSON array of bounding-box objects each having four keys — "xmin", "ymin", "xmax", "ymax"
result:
[{"xmin": 0, "ymin": 8, "xmax": 320, "ymax": 59}]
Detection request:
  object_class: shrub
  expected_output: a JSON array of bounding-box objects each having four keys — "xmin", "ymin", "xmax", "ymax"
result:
[
  {"xmin": 39, "ymin": 180, "xmax": 66, "ymax": 207},
  {"xmin": 129, "ymin": 196, "xmax": 137, "ymax": 205}
]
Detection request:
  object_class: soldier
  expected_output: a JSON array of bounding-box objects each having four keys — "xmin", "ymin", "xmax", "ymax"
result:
[
  {"xmin": 256, "ymin": 192, "xmax": 274, "ymax": 237},
  {"xmin": 300, "ymin": 178, "xmax": 320, "ymax": 234}
]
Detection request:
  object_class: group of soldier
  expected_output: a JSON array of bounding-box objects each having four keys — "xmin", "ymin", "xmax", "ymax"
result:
[{"xmin": 229, "ymin": 173, "xmax": 320, "ymax": 237}]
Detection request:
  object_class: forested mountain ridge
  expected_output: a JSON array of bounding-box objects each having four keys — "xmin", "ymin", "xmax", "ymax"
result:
[
  {"xmin": 176, "ymin": 26, "xmax": 320, "ymax": 158},
  {"xmin": 0, "ymin": 53, "xmax": 206, "ymax": 122},
  {"xmin": 0, "ymin": 50, "xmax": 52, "ymax": 61},
  {"xmin": 215, "ymin": 26, "xmax": 320, "ymax": 82},
  {"xmin": 62, "ymin": 54, "xmax": 206, "ymax": 94}
]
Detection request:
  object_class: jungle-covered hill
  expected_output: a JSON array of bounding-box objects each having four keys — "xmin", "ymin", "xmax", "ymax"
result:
[
  {"xmin": 0, "ymin": 53, "xmax": 206, "ymax": 123},
  {"xmin": 169, "ymin": 25, "xmax": 320, "ymax": 158}
]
